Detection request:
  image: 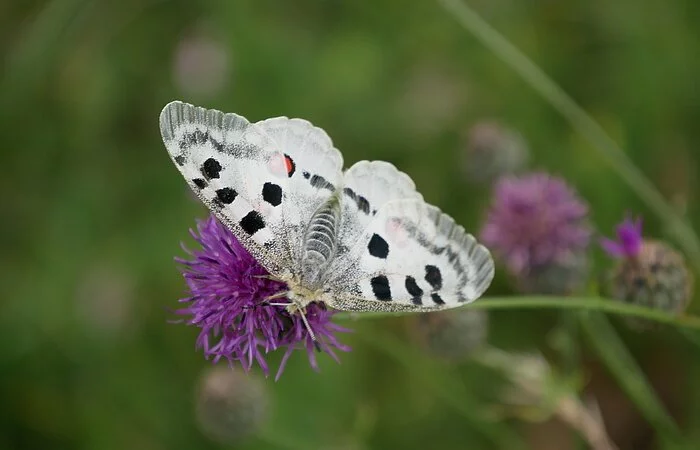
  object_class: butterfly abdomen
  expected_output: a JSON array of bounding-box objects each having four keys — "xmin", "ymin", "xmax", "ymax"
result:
[{"xmin": 300, "ymin": 196, "xmax": 341, "ymax": 288}]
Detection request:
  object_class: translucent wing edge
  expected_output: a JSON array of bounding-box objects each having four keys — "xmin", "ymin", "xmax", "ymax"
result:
[{"xmin": 160, "ymin": 100, "xmax": 252, "ymax": 148}]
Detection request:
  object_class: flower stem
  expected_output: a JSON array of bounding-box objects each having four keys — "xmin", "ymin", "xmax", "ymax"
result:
[
  {"xmin": 335, "ymin": 296, "xmax": 700, "ymax": 330},
  {"xmin": 436, "ymin": 0, "xmax": 700, "ymax": 274}
]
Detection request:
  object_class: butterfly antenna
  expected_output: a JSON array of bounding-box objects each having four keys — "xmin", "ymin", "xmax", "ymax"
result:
[{"xmin": 295, "ymin": 303, "xmax": 318, "ymax": 344}]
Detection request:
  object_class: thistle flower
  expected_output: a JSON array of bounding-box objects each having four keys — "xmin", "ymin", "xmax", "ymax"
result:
[
  {"xmin": 195, "ymin": 366, "xmax": 268, "ymax": 445},
  {"xmin": 480, "ymin": 173, "xmax": 592, "ymax": 294},
  {"xmin": 601, "ymin": 216, "xmax": 693, "ymax": 319},
  {"xmin": 462, "ymin": 121, "xmax": 528, "ymax": 184},
  {"xmin": 412, "ymin": 309, "xmax": 488, "ymax": 361},
  {"xmin": 600, "ymin": 216, "xmax": 643, "ymax": 258},
  {"xmin": 175, "ymin": 215, "xmax": 351, "ymax": 380}
]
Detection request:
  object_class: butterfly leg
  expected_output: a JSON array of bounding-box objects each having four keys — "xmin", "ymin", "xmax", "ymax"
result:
[{"xmin": 276, "ymin": 301, "xmax": 319, "ymax": 345}]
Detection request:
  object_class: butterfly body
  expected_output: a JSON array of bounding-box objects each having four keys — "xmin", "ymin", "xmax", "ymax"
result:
[
  {"xmin": 160, "ymin": 101, "xmax": 494, "ymax": 315},
  {"xmin": 299, "ymin": 194, "xmax": 342, "ymax": 289}
]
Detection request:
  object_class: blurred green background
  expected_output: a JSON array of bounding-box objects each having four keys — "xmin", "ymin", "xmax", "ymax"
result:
[{"xmin": 2, "ymin": 1, "xmax": 699, "ymax": 449}]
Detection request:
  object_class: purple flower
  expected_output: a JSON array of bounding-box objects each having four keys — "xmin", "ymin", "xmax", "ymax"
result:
[
  {"xmin": 600, "ymin": 215, "xmax": 643, "ymax": 258},
  {"xmin": 175, "ymin": 215, "xmax": 351, "ymax": 380},
  {"xmin": 480, "ymin": 173, "xmax": 591, "ymax": 278}
]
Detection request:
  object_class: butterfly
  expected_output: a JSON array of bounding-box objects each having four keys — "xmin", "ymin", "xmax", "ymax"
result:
[{"xmin": 160, "ymin": 101, "xmax": 494, "ymax": 334}]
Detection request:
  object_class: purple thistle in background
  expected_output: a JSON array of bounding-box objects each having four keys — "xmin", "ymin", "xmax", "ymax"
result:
[
  {"xmin": 175, "ymin": 215, "xmax": 351, "ymax": 380},
  {"xmin": 480, "ymin": 172, "xmax": 592, "ymax": 294},
  {"xmin": 600, "ymin": 215, "xmax": 693, "ymax": 323},
  {"xmin": 600, "ymin": 215, "xmax": 643, "ymax": 258}
]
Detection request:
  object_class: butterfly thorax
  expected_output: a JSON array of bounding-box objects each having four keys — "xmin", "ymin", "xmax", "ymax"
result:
[
  {"xmin": 285, "ymin": 285, "xmax": 326, "ymax": 312},
  {"xmin": 298, "ymin": 195, "xmax": 341, "ymax": 290}
]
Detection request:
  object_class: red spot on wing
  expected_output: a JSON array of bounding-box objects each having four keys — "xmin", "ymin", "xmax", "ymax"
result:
[
  {"xmin": 284, "ymin": 154, "xmax": 296, "ymax": 177},
  {"xmin": 267, "ymin": 153, "xmax": 287, "ymax": 178}
]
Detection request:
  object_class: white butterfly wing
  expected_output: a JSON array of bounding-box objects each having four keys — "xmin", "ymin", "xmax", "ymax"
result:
[
  {"xmin": 160, "ymin": 101, "xmax": 347, "ymax": 278},
  {"xmin": 324, "ymin": 198, "xmax": 494, "ymax": 312},
  {"xmin": 335, "ymin": 161, "xmax": 423, "ymax": 257},
  {"xmin": 255, "ymin": 117, "xmax": 344, "ymax": 266}
]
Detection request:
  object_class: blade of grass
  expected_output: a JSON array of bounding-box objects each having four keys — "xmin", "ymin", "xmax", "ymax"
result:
[
  {"xmin": 357, "ymin": 326, "xmax": 526, "ymax": 450},
  {"xmin": 579, "ymin": 312, "xmax": 686, "ymax": 447},
  {"xmin": 335, "ymin": 296, "xmax": 700, "ymax": 331},
  {"xmin": 436, "ymin": 0, "xmax": 700, "ymax": 274}
]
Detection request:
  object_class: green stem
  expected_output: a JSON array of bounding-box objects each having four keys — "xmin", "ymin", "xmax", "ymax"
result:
[
  {"xmin": 579, "ymin": 313, "xmax": 685, "ymax": 446},
  {"xmin": 436, "ymin": 0, "xmax": 700, "ymax": 274},
  {"xmin": 335, "ymin": 296, "xmax": 700, "ymax": 330}
]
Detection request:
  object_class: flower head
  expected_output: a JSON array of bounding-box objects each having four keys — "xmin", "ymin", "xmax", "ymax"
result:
[
  {"xmin": 600, "ymin": 215, "xmax": 643, "ymax": 258},
  {"xmin": 175, "ymin": 215, "xmax": 351, "ymax": 380},
  {"xmin": 602, "ymin": 216, "xmax": 693, "ymax": 327},
  {"xmin": 480, "ymin": 173, "xmax": 592, "ymax": 285}
]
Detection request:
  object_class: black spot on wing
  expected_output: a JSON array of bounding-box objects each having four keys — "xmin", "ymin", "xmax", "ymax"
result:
[
  {"xmin": 405, "ymin": 276, "xmax": 423, "ymax": 305},
  {"xmin": 216, "ymin": 187, "xmax": 237, "ymax": 204},
  {"xmin": 368, "ymin": 234, "xmax": 389, "ymax": 259},
  {"xmin": 343, "ymin": 188, "xmax": 370, "ymax": 214},
  {"xmin": 211, "ymin": 139, "xmax": 225, "ymax": 153},
  {"xmin": 302, "ymin": 171, "xmax": 310, "ymax": 179},
  {"xmin": 371, "ymin": 275, "xmax": 392, "ymax": 301},
  {"xmin": 240, "ymin": 210, "xmax": 265, "ymax": 235},
  {"xmin": 180, "ymin": 130, "xmax": 225, "ymax": 153},
  {"xmin": 357, "ymin": 197, "xmax": 370, "ymax": 214},
  {"xmin": 174, "ymin": 155, "xmax": 185, "ymax": 166},
  {"xmin": 400, "ymin": 221, "xmax": 472, "ymax": 297},
  {"xmin": 425, "ymin": 265, "xmax": 443, "ymax": 290},
  {"xmin": 431, "ymin": 293, "xmax": 445, "ymax": 305},
  {"xmin": 180, "ymin": 130, "xmax": 203, "ymax": 149},
  {"xmin": 262, "ymin": 182, "xmax": 282, "ymax": 206},
  {"xmin": 202, "ymin": 158, "xmax": 222, "ymax": 179},
  {"xmin": 192, "ymin": 178, "xmax": 207, "ymax": 189},
  {"xmin": 310, "ymin": 174, "xmax": 335, "ymax": 191}
]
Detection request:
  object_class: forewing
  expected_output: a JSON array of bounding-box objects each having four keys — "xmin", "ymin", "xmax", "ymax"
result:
[
  {"xmin": 255, "ymin": 117, "xmax": 343, "ymax": 265},
  {"xmin": 160, "ymin": 101, "xmax": 297, "ymax": 275},
  {"xmin": 324, "ymin": 199, "xmax": 494, "ymax": 312}
]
